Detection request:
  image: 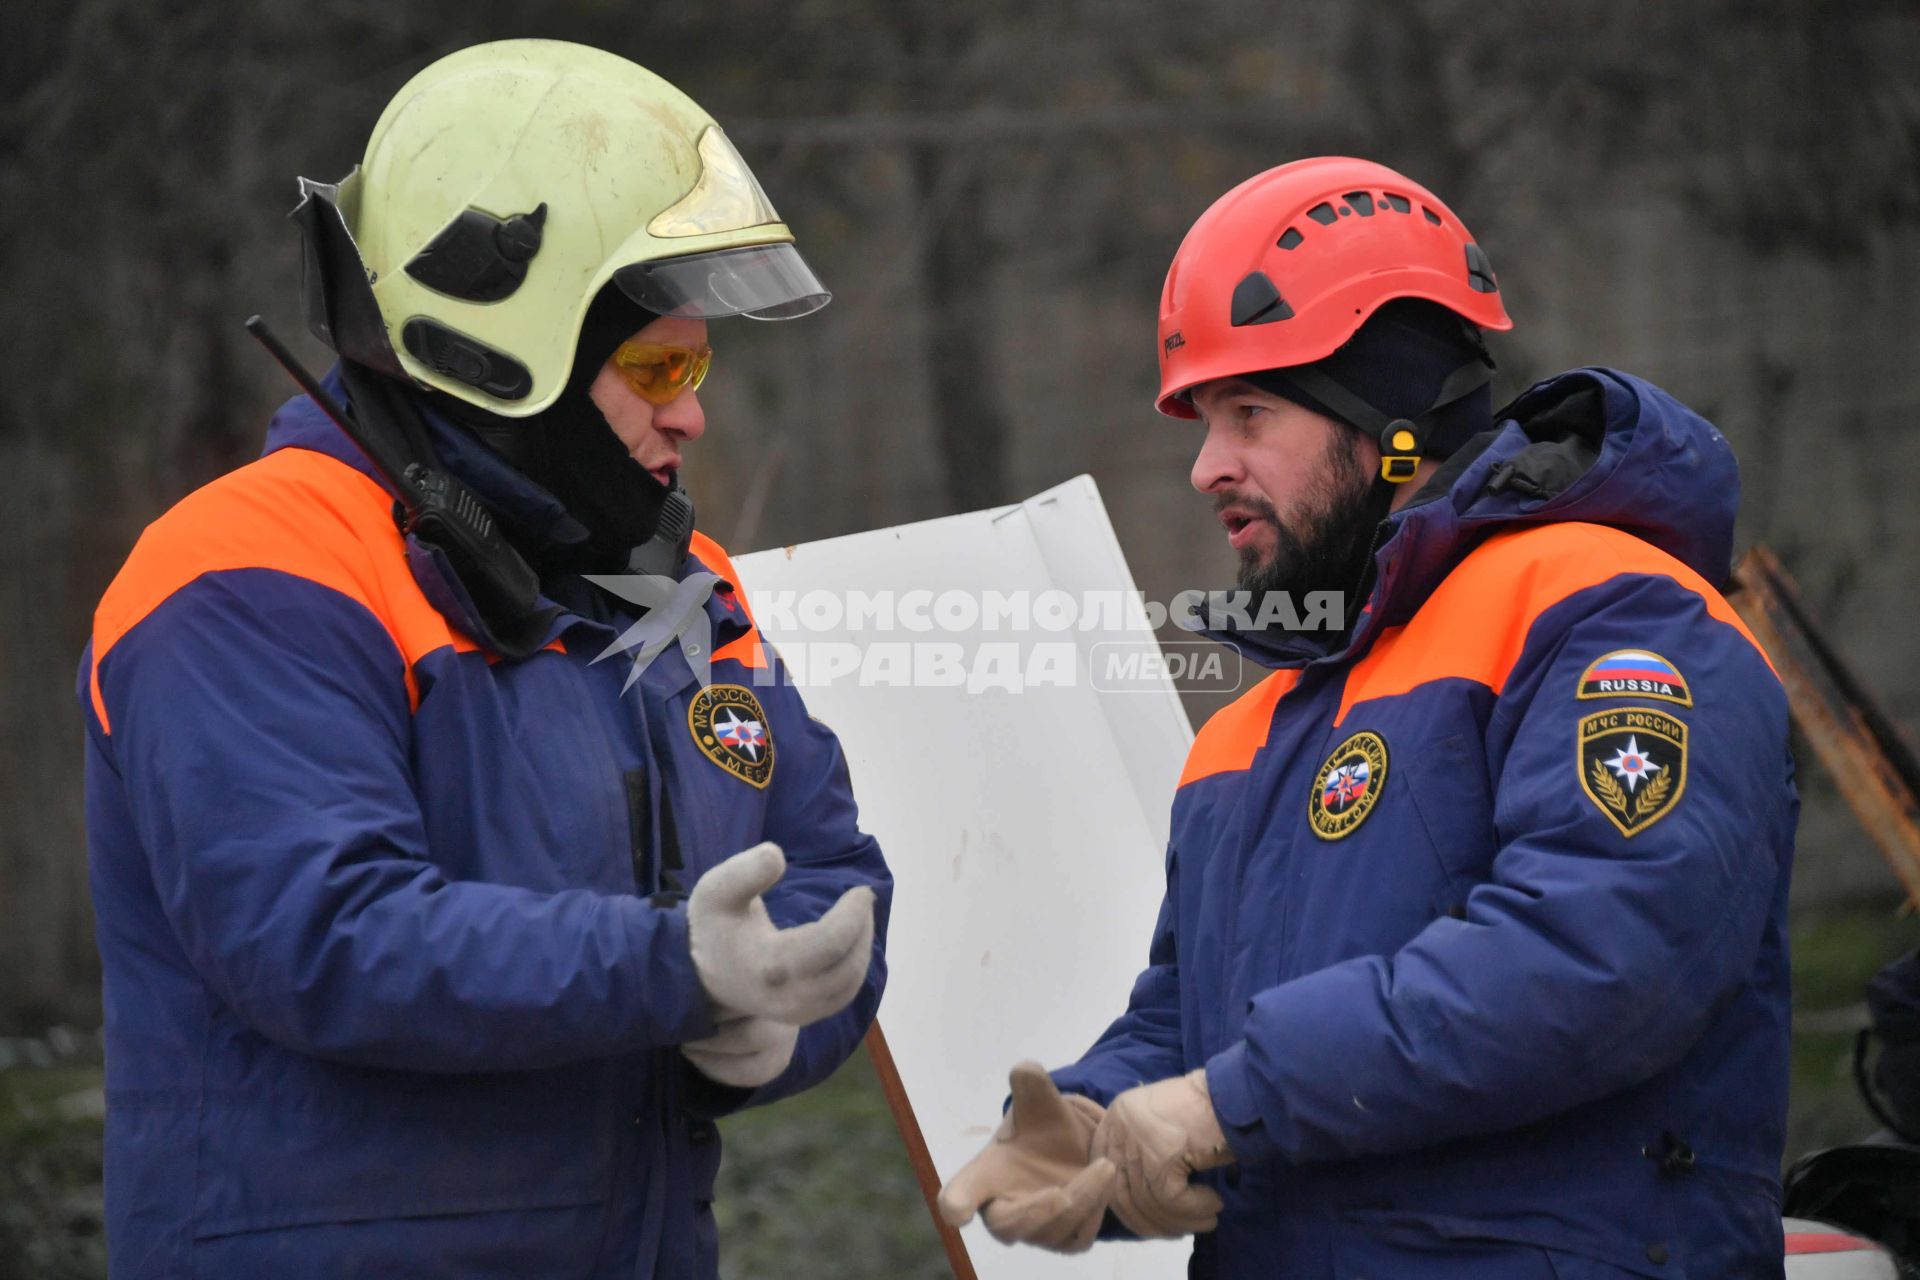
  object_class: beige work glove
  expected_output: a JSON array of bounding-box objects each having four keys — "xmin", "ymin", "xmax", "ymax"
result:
[
  {"xmin": 937, "ymin": 1062, "xmax": 1118, "ymax": 1254},
  {"xmin": 687, "ymin": 842, "xmax": 876, "ymax": 1027},
  {"xmin": 1089, "ymin": 1068, "xmax": 1231, "ymax": 1239},
  {"xmin": 681, "ymin": 1013, "xmax": 799, "ymax": 1089}
]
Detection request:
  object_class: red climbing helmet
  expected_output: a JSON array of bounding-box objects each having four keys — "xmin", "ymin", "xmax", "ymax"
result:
[{"xmin": 1155, "ymin": 156, "xmax": 1513, "ymax": 419}]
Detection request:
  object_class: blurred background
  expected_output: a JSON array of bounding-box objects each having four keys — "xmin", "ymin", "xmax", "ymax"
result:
[{"xmin": 4, "ymin": 1, "xmax": 1919, "ymax": 1275}]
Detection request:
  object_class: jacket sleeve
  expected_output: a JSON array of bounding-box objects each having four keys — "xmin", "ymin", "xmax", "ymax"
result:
[
  {"xmin": 96, "ymin": 569, "xmax": 716, "ymax": 1073},
  {"xmin": 1046, "ymin": 847, "xmax": 1188, "ymax": 1107},
  {"xmin": 1204, "ymin": 572, "xmax": 1794, "ymax": 1165},
  {"xmin": 1041, "ymin": 850, "xmax": 1190, "ymax": 1243},
  {"xmin": 680, "ymin": 650, "xmax": 893, "ymax": 1118}
]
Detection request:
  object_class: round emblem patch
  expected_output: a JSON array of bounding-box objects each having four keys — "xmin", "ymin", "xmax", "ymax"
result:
[
  {"xmin": 689, "ymin": 684, "xmax": 775, "ymax": 789},
  {"xmin": 1308, "ymin": 730, "xmax": 1389, "ymax": 841}
]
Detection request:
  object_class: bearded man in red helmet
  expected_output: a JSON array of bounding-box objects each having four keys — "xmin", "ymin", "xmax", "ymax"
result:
[{"xmin": 939, "ymin": 158, "xmax": 1797, "ymax": 1278}]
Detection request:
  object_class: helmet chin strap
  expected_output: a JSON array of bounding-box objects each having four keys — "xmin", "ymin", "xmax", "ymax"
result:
[
  {"xmin": 1268, "ymin": 345, "xmax": 1494, "ymax": 616},
  {"xmin": 1340, "ymin": 459, "xmax": 1403, "ymax": 621},
  {"xmin": 1272, "ymin": 356, "xmax": 1494, "ymax": 485}
]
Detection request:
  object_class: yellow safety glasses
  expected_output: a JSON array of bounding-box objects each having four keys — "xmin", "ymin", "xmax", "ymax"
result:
[{"xmin": 612, "ymin": 341, "xmax": 712, "ymax": 405}]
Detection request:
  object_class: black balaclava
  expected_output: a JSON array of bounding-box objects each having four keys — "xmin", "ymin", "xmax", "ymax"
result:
[
  {"xmin": 435, "ymin": 285, "xmax": 683, "ymax": 576},
  {"xmin": 1245, "ymin": 298, "xmax": 1495, "ymax": 465},
  {"xmin": 1230, "ymin": 299, "xmax": 1495, "ymax": 615}
]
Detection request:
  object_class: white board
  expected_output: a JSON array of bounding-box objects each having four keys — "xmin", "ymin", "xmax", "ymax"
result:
[{"xmin": 735, "ymin": 476, "xmax": 1194, "ymax": 1279}]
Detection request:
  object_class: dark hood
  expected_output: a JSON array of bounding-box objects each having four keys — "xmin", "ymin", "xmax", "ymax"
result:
[
  {"xmin": 1212, "ymin": 368, "xmax": 1743, "ymax": 668},
  {"xmin": 259, "ymin": 365, "xmax": 591, "ymax": 556}
]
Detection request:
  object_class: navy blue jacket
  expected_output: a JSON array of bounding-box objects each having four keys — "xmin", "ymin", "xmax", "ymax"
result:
[
  {"xmin": 80, "ymin": 381, "xmax": 890, "ymax": 1278},
  {"xmin": 1055, "ymin": 370, "xmax": 1796, "ymax": 1279}
]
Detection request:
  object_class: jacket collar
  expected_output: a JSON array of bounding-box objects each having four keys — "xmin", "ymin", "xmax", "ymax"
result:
[
  {"xmin": 1203, "ymin": 367, "xmax": 1742, "ymax": 672},
  {"xmin": 261, "ymin": 366, "xmax": 753, "ymax": 661}
]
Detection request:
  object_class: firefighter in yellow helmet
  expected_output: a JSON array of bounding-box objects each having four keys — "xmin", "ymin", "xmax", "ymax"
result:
[{"xmin": 83, "ymin": 39, "xmax": 889, "ymax": 1278}]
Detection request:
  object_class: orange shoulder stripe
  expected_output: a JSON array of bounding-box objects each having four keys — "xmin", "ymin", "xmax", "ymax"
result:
[
  {"xmin": 1179, "ymin": 668, "xmax": 1302, "ymax": 787},
  {"xmin": 711, "ymin": 630, "xmax": 768, "ymax": 670},
  {"xmin": 689, "ymin": 529, "xmax": 768, "ymax": 670},
  {"xmin": 1334, "ymin": 522, "xmax": 1774, "ymax": 725},
  {"xmin": 689, "ymin": 531, "xmax": 748, "ymax": 609},
  {"xmin": 90, "ymin": 448, "xmax": 474, "ymax": 732}
]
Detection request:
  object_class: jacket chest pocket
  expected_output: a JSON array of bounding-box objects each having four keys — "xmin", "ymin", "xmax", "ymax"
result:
[
  {"xmin": 663, "ymin": 750, "xmax": 772, "ymax": 887},
  {"xmin": 1399, "ymin": 731, "xmax": 1500, "ymax": 917},
  {"xmin": 638, "ymin": 682, "xmax": 773, "ymax": 893},
  {"xmin": 413, "ymin": 659, "xmax": 634, "ymax": 893},
  {"xmin": 1274, "ymin": 726, "xmax": 1496, "ymax": 974}
]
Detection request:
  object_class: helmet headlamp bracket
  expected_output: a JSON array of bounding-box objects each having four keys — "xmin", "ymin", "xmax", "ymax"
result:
[{"xmin": 404, "ymin": 203, "xmax": 548, "ymax": 304}]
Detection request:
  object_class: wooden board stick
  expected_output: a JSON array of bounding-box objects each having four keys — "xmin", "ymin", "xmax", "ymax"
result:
[
  {"xmin": 866, "ymin": 1021, "xmax": 980, "ymax": 1280},
  {"xmin": 1730, "ymin": 545, "xmax": 1920, "ymax": 905}
]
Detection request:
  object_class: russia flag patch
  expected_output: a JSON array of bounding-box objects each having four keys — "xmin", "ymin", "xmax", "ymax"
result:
[{"xmin": 1577, "ymin": 649, "xmax": 1693, "ymax": 707}]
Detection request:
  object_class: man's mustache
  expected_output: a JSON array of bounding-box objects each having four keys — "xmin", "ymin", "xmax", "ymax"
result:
[{"xmin": 1211, "ymin": 492, "xmax": 1280, "ymax": 522}]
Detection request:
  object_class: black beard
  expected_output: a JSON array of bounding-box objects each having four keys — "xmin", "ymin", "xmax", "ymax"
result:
[{"xmin": 1223, "ymin": 428, "xmax": 1381, "ymax": 606}]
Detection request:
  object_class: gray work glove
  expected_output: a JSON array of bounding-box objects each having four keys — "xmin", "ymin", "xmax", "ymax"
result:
[
  {"xmin": 682, "ymin": 1013, "xmax": 800, "ymax": 1089},
  {"xmin": 686, "ymin": 841, "xmax": 876, "ymax": 1027}
]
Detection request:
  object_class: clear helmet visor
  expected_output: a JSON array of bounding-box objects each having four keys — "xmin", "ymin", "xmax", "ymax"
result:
[{"xmin": 614, "ymin": 244, "xmax": 831, "ymax": 322}]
